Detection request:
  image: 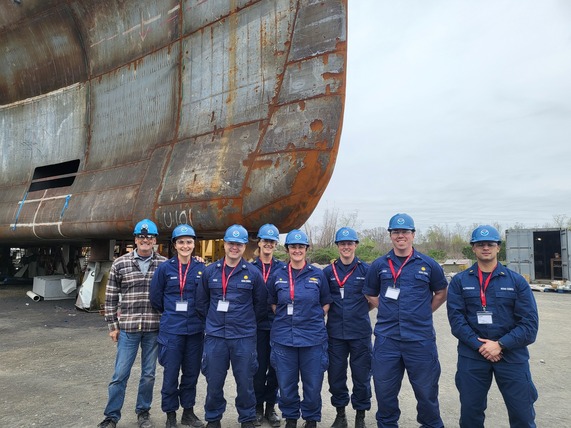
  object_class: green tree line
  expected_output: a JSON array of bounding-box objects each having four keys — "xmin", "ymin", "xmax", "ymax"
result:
[{"xmin": 293, "ymin": 209, "xmax": 571, "ymax": 265}]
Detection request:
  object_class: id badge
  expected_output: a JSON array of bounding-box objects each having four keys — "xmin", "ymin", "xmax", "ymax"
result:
[
  {"xmin": 340, "ymin": 288, "xmax": 345, "ymax": 299},
  {"xmin": 385, "ymin": 287, "xmax": 400, "ymax": 300},
  {"xmin": 217, "ymin": 300, "xmax": 230, "ymax": 312},
  {"xmin": 287, "ymin": 303, "xmax": 294, "ymax": 315},
  {"xmin": 176, "ymin": 300, "xmax": 188, "ymax": 312},
  {"xmin": 477, "ymin": 311, "xmax": 493, "ymax": 324}
]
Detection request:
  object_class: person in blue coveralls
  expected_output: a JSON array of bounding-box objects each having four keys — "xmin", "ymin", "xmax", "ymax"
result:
[
  {"xmin": 150, "ymin": 224, "xmax": 206, "ymax": 428},
  {"xmin": 447, "ymin": 225, "xmax": 539, "ymax": 428},
  {"xmin": 267, "ymin": 229, "xmax": 333, "ymax": 428},
  {"xmin": 195, "ymin": 224, "xmax": 266, "ymax": 428},
  {"xmin": 251, "ymin": 224, "xmax": 287, "ymax": 427},
  {"xmin": 323, "ymin": 227, "xmax": 372, "ymax": 428},
  {"xmin": 363, "ymin": 213, "xmax": 448, "ymax": 428}
]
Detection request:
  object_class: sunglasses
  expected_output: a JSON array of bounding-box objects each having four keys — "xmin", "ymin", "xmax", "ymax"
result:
[{"xmin": 136, "ymin": 234, "xmax": 156, "ymax": 240}]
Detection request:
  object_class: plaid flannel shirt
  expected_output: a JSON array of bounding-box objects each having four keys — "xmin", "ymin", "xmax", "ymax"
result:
[{"xmin": 104, "ymin": 250, "xmax": 167, "ymax": 332}]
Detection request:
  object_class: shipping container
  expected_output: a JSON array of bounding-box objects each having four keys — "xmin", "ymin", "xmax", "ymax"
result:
[{"xmin": 506, "ymin": 228, "xmax": 570, "ymax": 281}]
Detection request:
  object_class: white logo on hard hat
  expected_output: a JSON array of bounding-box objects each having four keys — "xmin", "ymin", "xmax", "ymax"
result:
[
  {"xmin": 481, "ymin": 229, "xmax": 490, "ymax": 237},
  {"xmin": 397, "ymin": 218, "xmax": 405, "ymax": 225},
  {"xmin": 268, "ymin": 230, "xmax": 274, "ymax": 236},
  {"xmin": 294, "ymin": 233, "xmax": 302, "ymax": 240},
  {"xmin": 342, "ymin": 230, "xmax": 349, "ymax": 236},
  {"xmin": 142, "ymin": 223, "xmax": 149, "ymax": 229},
  {"xmin": 232, "ymin": 230, "xmax": 240, "ymax": 237},
  {"xmin": 181, "ymin": 227, "xmax": 188, "ymax": 232}
]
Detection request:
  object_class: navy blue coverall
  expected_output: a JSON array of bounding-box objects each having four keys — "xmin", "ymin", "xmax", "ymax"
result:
[
  {"xmin": 447, "ymin": 262, "xmax": 539, "ymax": 428},
  {"xmin": 251, "ymin": 257, "xmax": 287, "ymax": 410},
  {"xmin": 323, "ymin": 258, "xmax": 372, "ymax": 411},
  {"xmin": 150, "ymin": 256, "xmax": 205, "ymax": 414},
  {"xmin": 195, "ymin": 258, "xmax": 266, "ymax": 423},
  {"xmin": 267, "ymin": 264, "xmax": 333, "ymax": 422},
  {"xmin": 363, "ymin": 249, "xmax": 448, "ymax": 428}
]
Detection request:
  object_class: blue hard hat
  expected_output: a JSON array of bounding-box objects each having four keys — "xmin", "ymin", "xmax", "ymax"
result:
[
  {"xmin": 388, "ymin": 213, "xmax": 415, "ymax": 231},
  {"xmin": 172, "ymin": 224, "xmax": 196, "ymax": 242},
  {"xmin": 133, "ymin": 219, "xmax": 158, "ymax": 236},
  {"xmin": 335, "ymin": 227, "xmax": 359, "ymax": 244},
  {"xmin": 285, "ymin": 229, "xmax": 309, "ymax": 246},
  {"xmin": 224, "ymin": 224, "xmax": 249, "ymax": 244},
  {"xmin": 470, "ymin": 225, "xmax": 501, "ymax": 244},
  {"xmin": 257, "ymin": 224, "xmax": 280, "ymax": 242}
]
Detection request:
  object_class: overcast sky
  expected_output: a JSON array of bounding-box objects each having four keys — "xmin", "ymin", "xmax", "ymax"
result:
[{"xmin": 307, "ymin": 0, "xmax": 571, "ymax": 234}]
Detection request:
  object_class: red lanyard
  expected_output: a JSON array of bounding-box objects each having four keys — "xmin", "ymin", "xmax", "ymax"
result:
[
  {"xmin": 261, "ymin": 260, "xmax": 273, "ymax": 283},
  {"xmin": 222, "ymin": 260, "xmax": 239, "ymax": 300},
  {"xmin": 477, "ymin": 266, "xmax": 496, "ymax": 310},
  {"xmin": 288, "ymin": 262, "xmax": 306, "ymax": 301},
  {"xmin": 331, "ymin": 261, "xmax": 358, "ymax": 288},
  {"xmin": 178, "ymin": 259, "xmax": 191, "ymax": 300},
  {"xmin": 387, "ymin": 252, "xmax": 413, "ymax": 286}
]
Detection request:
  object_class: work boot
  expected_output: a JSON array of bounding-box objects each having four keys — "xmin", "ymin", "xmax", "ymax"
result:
[
  {"xmin": 181, "ymin": 408, "xmax": 205, "ymax": 427},
  {"xmin": 138, "ymin": 410, "xmax": 154, "ymax": 428},
  {"xmin": 254, "ymin": 404, "xmax": 264, "ymax": 426},
  {"xmin": 166, "ymin": 412, "xmax": 178, "ymax": 428},
  {"xmin": 330, "ymin": 407, "xmax": 347, "ymax": 428},
  {"xmin": 98, "ymin": 417, "xmax": 117, "ymax": 428},
  {"xmin": 285, "ymin": 419, "xmax": 298, "ymax": 428},
  {"xmin": 354, "ymin": 410, "xmax": 366, "ymax": 428},
  {"xmin": 242, "ymin": 421, "xmax": 256, "ymax": 428},
  {"xmin": 265, "ymin": 404, "xmax": 281, "ymax": 427},
  {"xmin": 304, "ymin": 421, "xmax": 317, "ymax": 428},
  {"xmin": 205, "ymin": 421, "xmax": 221, "ymax": 428}
]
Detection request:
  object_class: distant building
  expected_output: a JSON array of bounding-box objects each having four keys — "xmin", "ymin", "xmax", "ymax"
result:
[{"xmin": 441, "ymin": 259, "xmax": 471, "ymax": 274}]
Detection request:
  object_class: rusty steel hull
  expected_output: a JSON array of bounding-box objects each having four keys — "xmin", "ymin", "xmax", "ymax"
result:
[{"xmin": 0, "ymin": 0, "xmax": 346, "ymax": 244}]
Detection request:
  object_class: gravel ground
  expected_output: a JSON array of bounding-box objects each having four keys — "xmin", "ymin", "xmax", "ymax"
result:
[{"xmin": 0, "ymin": 283, "xmax": 568, "ymax": 427}]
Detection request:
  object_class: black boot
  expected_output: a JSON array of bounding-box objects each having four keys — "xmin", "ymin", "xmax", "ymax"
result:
[
  {"xmin": 304, "ymin": 421, "xmax": 317, "ymax": 428},
  {"xmin": 181, "ymin": 408, "xmax": 205, "ymax": 428},
  {"xmin": 331, "ymin": 407, "xmax": 348, "ymax": 428},
  {"xmin": 285, "ymin": 419, "xmax": 298, "ymax": 428},
  {"xmin": 265, "ymin": 404, "xmax": 281, "ymax": 427},
  {"xmin": 166, "ymin": 412, "xmax": 178, "ymax": 428},
  {"xmin": 354, "ymin": 410, "xmax": 366, "ymax": 428},
  {"xmin": 254, "ymin": 404, "xmax": 264, "ymax": 426}
]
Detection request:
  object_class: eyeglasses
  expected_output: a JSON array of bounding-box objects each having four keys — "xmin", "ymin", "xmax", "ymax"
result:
[
  {"xmin": 260, "ymin": 239, "xmax": 277, "ymax": 244},
  {"xmin": 176, "ymin": 239, "xmax": 195, "ymax": 246},
  {"xmin": 337, "ymin": 241, "xmax": 356, "ymax": 247},
  {"xmin": 390, "ymin": 230, "xmax": 413, "ymax": 236},
  {"xmin": 474, "ymin": 242, "xmax": 498, "ymax": 248},
  {"xmin": 136, "ymin": 234, "xmax": 156, "ymax": 240}
]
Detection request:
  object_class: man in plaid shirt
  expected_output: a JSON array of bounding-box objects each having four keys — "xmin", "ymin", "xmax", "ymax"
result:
[{"xmin": 98, "ymin": 219, "xmax": 168, "ymax": 428}]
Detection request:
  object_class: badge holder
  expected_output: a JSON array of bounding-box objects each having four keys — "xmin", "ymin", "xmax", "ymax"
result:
[
  {"xmin": 385, "ymin": 287, "xmax": 400, "ymax": 300},
  {"xmin": 176, "ymin": 300, "xmax": 188, "ymax": 311},
  {"xmin": 217, "ymin": 300, "xmax": 230, "ymax": 312}
]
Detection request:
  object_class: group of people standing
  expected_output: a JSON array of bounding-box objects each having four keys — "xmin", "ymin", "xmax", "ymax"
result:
[{"xmin": 97, "ymin": 213, "xmax": 539, "ymax": 428}]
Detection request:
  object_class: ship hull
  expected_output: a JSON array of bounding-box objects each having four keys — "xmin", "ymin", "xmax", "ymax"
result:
[{"xmin": 0, "ymin": 0, "xmax": 346, "ymax": 243}]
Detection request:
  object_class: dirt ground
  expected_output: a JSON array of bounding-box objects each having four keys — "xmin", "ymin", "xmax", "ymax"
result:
[{"xmin": 0, "ymin": 283, "xmax": 569, "ymax": 428}]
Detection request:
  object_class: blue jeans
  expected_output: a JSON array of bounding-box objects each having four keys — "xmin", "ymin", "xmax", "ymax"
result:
[{"xmin": 103, "ymin": 330, "xmax": 158, "ymax": 422}]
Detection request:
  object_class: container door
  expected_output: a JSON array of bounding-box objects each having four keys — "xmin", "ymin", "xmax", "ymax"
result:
[
  {"xmin": 560, "ymin": 229, "xmax": 570, "ymax": 281},
  {"xmin": 506, "ymin": 229, "xmax": 534, "ymax": 281}
]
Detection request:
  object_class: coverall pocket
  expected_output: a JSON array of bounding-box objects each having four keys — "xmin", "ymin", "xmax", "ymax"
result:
[
  {"xmin": 320, "ymin": 342, "xmax": 329, "ymax": 373},
  {"xmin": 157, "ymin": 335, "xmax": 169, "ymax": 367}
]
